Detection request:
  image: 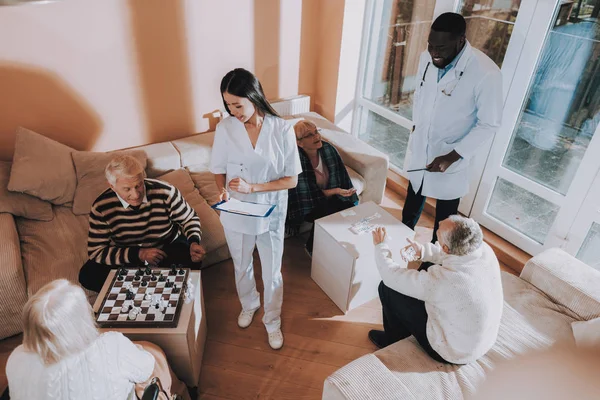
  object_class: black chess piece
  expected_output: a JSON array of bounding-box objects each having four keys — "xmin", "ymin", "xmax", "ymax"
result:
[
  {"xmin": 151, "ymin": 275, "xmax": 157, "ymax": 281},
  {"xmin": 117, "ymin": 275, "xmax": 124, "ymax": 281},
  {"xmin": 134, "ymin": 275, "xmax": 141, "ymax": 281},
  {"xmin": 158, "ymin": 275, "xmax": 166, "ymax": 282},
  {"xmin": 170, "ymin": 265, "xmax": 177, "ymax": 275},
  {"xmin": 141, "ymin": 280, "xmax": 148, "ymax": 287},
  {"xmin": 155, "ymin": 303, "xmax": 160, "ymax": 309},
  {"xmin": 145, "ymin": 267, "xmax": 151, "ymax": 275},
  {"xmin": 119, "ymin": 268, "xmax": 127, "ymax": 275},
  {"xmin": 173, "ymin": 286, "xmax": 180, "ymax": 294},
  {"xmin": 128, "ymin": 304, "xmax": 133, "ymax": 311},
  {"xmin": 165, "ymin": 281, "xmax": 173, "ymax": 288},
  {"xmin": 125, "ymin": 290, "xmax": 134, "ymax": 300},
  {"xmin": 178, "ymin": 268, "xmax": 185, "ymax": 275}
]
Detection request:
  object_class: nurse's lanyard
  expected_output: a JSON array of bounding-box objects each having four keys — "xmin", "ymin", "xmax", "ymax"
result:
[{"xmin": 420, "ymin": 61, "xmax": 465, "ymax": 96}]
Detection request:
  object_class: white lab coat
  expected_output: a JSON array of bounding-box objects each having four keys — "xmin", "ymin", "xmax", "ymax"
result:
[
  {"xmin": 209, "ymin": 114, "xmax": 302, "ymax": 332},
  {"xmin": 406, "ymin": 41, "xmax": 503, "ymax": 200}
]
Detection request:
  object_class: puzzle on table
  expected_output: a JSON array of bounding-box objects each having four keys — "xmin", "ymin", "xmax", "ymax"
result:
[{"xmin": 96, "ymin": 265, "xmax": 192, "ymax": 328}]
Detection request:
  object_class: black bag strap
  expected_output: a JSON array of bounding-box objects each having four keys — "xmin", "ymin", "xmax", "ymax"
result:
[{"xmin": 141, "ymin": 377, "xmax": 170, "ymax": 400}]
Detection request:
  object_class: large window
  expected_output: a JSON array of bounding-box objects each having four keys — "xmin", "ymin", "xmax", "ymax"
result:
[
  {"xmin": 355, "ymin": 0, "xmax": 436, "ymax": 170},
  {"xmin": 459, "ymin": 0, "xmax": 521, "ymax": 67},
  {"xmin": 354, "ymin": 0, "xmax": 521, "ymax": 171}
]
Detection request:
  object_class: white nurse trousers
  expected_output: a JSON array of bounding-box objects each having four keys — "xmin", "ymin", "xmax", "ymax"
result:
[{"xmin": 223, "ymin": 203, "xmax": 286, "ymax": 333}]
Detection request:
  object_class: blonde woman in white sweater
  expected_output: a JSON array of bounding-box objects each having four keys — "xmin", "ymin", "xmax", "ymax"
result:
[
  {"xmin": 6, "ymin": 279, "xmax": 190, "ymax": 400},
  {"xmin": 370, "ymin": 215, "xmax": 503, "ymax": 364}
]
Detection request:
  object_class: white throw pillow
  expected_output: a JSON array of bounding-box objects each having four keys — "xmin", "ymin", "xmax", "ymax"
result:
[{"xmin": 572, "ymin": 318, "xmax": 600, "ymax": 347}]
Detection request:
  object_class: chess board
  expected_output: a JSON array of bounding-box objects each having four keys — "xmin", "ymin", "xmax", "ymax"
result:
[{"xmin": 96, "ymin": 266, "xmax": 190, "ymax": 328}]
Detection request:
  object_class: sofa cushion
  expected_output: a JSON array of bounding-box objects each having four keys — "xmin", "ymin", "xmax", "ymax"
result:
[
  {"xmin": 171, "ymin": 132, "xmax": 215, "ymax": 170},
  {"xmin": 520, "ymin": 248, "xmax": 600, "ymax": 320},
  {"xmin": 137, "ymin": 141, "xmax": 181, "ymax": 178},
  {"xmin": 186, "ymin": 168, "xmax": 222, "ymax": 206},
  {"xmin": 7, "ymin": 127, "xmax": 77, "ymax": 205},
  {"xmin": 157, "ymin": 169, "xmax": 226, "ymax": 254},
  {"xmin": 0, "ymin": 214, "xmax": 28, "ymax": 340},
  {"xmin": 572, "ymin": 317, "xmax": 600, "ymax": 347},
  {"xmin": 16, "ymin": 206, "xmax": 89, "ymax": 296},
  {"xmin": 71, "ymin": 150, "xmax": 148, "ymax": 215},
  {"xmin": 0, "ymin": 162, "xmax": 53, "ymax": 221}
]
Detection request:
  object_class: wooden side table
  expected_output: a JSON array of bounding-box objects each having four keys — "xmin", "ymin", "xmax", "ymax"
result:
[
  {"xmin": 93, "ymin": 271, "xmax": 207, "ymax": 386},
  {"xmin": 311, "ymin": 201, "xmax": 414, "ymax": 313}
]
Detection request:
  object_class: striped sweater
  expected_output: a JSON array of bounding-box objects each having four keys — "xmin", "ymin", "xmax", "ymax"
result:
[{"xmin": 88, "ymin": 179, "xmax": 201, "ymax": 266}]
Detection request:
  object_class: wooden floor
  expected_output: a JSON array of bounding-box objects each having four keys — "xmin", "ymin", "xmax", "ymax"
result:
[
  {"xmin": 0, "ymin": 188, "xmax": 517, "ymax": 399},
  {"xmin": 197, "ymin": 189, "xmax": 516, "ymax": 399}
]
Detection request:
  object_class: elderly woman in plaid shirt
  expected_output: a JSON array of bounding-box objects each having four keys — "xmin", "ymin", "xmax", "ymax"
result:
[{"xmin": 286, "ymin": 120, "xmax": 359, "ymax": 256}]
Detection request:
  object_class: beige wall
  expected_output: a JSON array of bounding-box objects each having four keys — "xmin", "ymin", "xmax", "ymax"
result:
[{"xmin": 0, "ymin": 0, "xmax": 351, "ymax": 161}]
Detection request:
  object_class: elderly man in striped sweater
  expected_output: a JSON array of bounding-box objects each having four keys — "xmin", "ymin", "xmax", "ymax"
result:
[{"xmin": 79, "ymin": 155, "xmax": 206, "ymax": 292}]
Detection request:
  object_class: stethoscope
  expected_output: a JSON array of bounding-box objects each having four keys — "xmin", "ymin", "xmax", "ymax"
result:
[{"xmin": 420, "ymin": 61, "xmax": 465, "ymax": 96}]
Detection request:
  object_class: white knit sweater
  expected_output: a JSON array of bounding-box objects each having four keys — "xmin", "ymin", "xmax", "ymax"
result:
[
  {"xmin": 6, "ymin": 331, "xmax": 154, "ymax": 400},
  {"xmin": 374, "ymin": 241, "xmax": 504, "ymax": 364}
]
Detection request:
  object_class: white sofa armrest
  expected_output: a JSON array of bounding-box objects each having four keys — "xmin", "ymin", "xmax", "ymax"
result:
[
  {"xmin": 295, "ymin": 112, "xmax": 389, "ymax": 204},
  {"xmin": 520, "ymin": 248, "xmax": 600, "ymax": 320}
]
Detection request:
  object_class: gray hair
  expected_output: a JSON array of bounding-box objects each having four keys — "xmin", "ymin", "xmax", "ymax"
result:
[
  {"xmin": 22, "ymin": 279, "xmax": 99, "ymax": 365},
  {"xmin": 105, "ymin": 154, "xmax": 145, "ymax": 186},
  {"xmin": 440, "ymin": 215, "xmax": 483, "ymax": 256}
]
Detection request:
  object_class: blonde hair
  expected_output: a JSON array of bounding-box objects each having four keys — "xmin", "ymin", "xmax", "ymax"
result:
[
  {"xmin": 105, "ymin": 154, "xmax": 146, "ymax": 186},
  {"xmin": 293, "ymin": 120, "xmax": 317, "ymax": 140},
  {"xmin": 22, "ymin": 279, "xmax": 99, "ymax": 365}
]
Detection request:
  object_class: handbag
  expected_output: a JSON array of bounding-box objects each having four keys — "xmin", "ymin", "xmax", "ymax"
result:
[{"xmin": 140, "ymin": 377, "xmax": 182, "ymax": 400}]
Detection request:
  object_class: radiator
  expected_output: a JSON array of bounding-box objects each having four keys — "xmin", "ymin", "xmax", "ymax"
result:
[{"xmin": 270, "ymin": 95, "xmax": 311, "ymax": 117}]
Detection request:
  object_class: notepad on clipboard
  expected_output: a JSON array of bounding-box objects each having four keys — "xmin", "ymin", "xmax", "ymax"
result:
[{"xmin": 212, "ymin": 198, "xmax": 276, "ymax": 218}]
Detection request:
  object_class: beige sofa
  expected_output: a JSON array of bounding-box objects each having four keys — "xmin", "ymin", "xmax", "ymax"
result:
[
  {"xmin": 0, "ymin": 112, "xmax": 388, "ymax": 393},
  {"xmin": 322, "ymin": 248, "xmax": 600, "ymax": 399}
]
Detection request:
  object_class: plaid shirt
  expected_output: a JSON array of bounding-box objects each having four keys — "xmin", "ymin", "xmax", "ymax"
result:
[{"xmin": 286, "ymin": 141, "xmax": 358, "ymax": 232}]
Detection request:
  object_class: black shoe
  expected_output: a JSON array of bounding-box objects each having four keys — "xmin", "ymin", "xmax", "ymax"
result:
[
  {"xmin": 418, "ymin": 261, "xmax": 434, "ymax": 271},
  {"xmin": 368, "ymin": 330, "xmax": 389, "ymax": 349}
]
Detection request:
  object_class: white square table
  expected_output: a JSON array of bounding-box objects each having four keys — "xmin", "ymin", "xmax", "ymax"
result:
[{"xmin": 311, "ymin": 201, "xmax": 414, "ymax": 313}]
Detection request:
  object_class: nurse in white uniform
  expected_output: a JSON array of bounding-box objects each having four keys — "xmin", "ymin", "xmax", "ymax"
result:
[{"xmin": 209, "ymin": 68, "xmax": 302, "ymax": 350}]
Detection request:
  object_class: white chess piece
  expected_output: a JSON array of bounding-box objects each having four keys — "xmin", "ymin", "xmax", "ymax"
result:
[
  {"xmin": 151, "ymin": 294, "xmax": 162, "ymax": 306},
  {"xmin": 184, "ymin": 278, "xmax": 194, "ymax": 304},
  {"xmin": 128, "ymin": 307, "xmax": 139, "ymax": 320}
]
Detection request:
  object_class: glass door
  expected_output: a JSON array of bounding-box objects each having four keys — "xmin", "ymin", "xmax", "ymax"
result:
[
  {"xmin": 564, "ymin": 170, "xmax": 600, "ymax": 269},
  {"xmin": 455, "ymin": 0, "xmax": 536, "ymax": 215},
  {"xmin": 471, "ymin": 0, "xmax": 600, "ymax": 256},
  {"xmin": 351, "ymin": 0, "xmax": 537, "ymax": 215}
]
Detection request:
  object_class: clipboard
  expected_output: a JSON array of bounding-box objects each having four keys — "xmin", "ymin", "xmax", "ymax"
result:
[{"xmin": 212, "ymin": 198, "xmax": 276, "ymax": 218}]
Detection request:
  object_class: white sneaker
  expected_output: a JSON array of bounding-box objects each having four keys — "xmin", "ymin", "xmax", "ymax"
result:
[
  {"xmin": 237, "ymin": 308, "xmax": 258, "ymax": 329},
  {"xmin": 268, "ymin": 329, "xmax": 284, "ymax": 350}
]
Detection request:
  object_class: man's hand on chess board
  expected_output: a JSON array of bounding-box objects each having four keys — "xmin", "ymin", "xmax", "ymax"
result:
[
  {"xmin": 139, "ymin": 247, "xmax": 167, "ymax": 265},
  {"xmin": 190, "ymin": 243, "xmax": 206, "ymax": 263}
]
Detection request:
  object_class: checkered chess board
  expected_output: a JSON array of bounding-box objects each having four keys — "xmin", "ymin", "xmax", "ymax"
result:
[{"xmin": 95, "ymin": 267, "xmax": 189, "ymax": 328}]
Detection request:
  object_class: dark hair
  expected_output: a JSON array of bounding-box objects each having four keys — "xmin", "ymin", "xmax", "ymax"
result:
[
  {"xmin": 220, "ymin": 68, "xmax": 279, "ymax": 118},
  {"xmin": 431, "ymin": 12, "xmax": 466, "ymax": 37}
]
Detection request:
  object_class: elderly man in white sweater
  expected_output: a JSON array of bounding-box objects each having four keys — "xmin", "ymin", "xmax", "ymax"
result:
[{"xmin": 369, "ymin": 215, "xmax": 503, "ymax": 364}]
